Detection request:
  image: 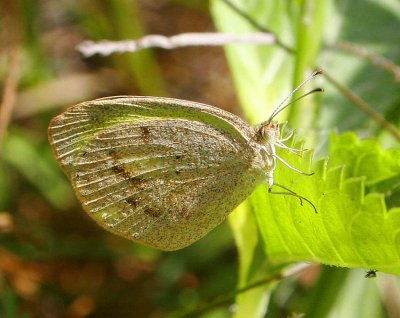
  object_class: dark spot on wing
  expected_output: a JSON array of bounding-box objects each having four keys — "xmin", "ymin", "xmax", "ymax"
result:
[
  {"xmin": 108, "ymin": 149, "xmax": 117, "ymax": 158},
  {"xmin": 175, "ymin": 154, "xmax": 182, "ymax": 160},
  {"xmin": 126, "ymin": 197, "xmax": 139, "ymax": 208},
  {"xmin": 111, "ymin": 164, "xmax": 132, "ymax": 179},
  {"xmin": 143, "ymin": 207, "xmax": 163, "ymax": 218},
  {"xmin": 111, "ymin": 165, "xmax": 124, "ymax": 174},
  {"xmin": 127, "ymin": 175, "xmax": 147, "ymax": 192},
  {"xmin": 130, "ymin": 175, "xmax": 143, "ymax": 183},
  {"xmin": 140, "ymin": 126, "xmax": 151, "ymax": 144},
  {"xmin": 108, "ymin": 149, "xmax": 133, "ymax": 179},
  {"xmin": 178, "ymin": 207, "xmax": 191, "ymax": 220}
]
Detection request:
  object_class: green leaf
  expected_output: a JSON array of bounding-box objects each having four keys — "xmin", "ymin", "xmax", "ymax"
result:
[
  {"xmin": 289, "ymin": 0, "xmax": 327, "ymax": 128},
  {"xmin": 0, "ymin": 286, "xmax": 27, "ymax": 318},
  {"xmin": 254, "ymin": 131, "xmax": 400, "ymax": 274},
  {"xmin": 329, "ymin": 132, "xmax": 400, "ymax": 186},
  {"xmin": 211, "ymin": 0, "xmax": 297, "ymax": 124},
  {"xmin": 229, "ymin": 202, "xmax": 271, "ymax": 318},
  {"xmin": 318, "ymin": 0, "xmax": 400, "ymax": 133}
]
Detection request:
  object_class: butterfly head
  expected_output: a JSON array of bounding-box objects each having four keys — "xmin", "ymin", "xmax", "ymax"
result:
[{"xmin": 257, "ymin": 121, "xmax": 281, "ymax": 146}]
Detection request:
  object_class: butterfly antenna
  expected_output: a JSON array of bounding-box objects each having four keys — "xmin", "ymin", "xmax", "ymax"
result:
[
  {"xmin": 267, "ymin": 69, "xmax": 323, "ymax": 123},
  {"xmin": 270, "ymin": 88, "xmax": 324, "ymax": 124}
]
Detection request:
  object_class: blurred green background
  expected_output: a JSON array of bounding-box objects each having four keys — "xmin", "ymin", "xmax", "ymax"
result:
[{"xmin": 1, "ymin": 0, "xmax": 400, "ymax": 317}]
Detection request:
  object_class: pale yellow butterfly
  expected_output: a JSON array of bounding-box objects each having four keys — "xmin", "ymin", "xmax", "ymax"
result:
[{"xmin": 48, "ymin": 71, "xmax": 321, "ymax": 251}]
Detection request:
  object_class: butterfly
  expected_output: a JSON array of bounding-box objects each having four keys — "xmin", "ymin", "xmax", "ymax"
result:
[{"xmin": 48, "ymin": 71, "xmax": 321, "ymax": 251}]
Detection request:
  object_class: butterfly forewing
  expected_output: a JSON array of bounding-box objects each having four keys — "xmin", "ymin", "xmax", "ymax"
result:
[{"xmin": 49, "ymin": 97, "xmax": 268, "ymax": 250}]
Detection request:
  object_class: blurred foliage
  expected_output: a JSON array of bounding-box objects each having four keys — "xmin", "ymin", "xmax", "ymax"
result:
[{"xmin": 0, "ymin": 1, "xmax": 400, "ymax": 318}]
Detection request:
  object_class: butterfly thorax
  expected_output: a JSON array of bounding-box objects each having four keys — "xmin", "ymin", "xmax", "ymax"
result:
[{"xmin": 254, "ymin": 121, "xmax": 281, "ymax": 187}]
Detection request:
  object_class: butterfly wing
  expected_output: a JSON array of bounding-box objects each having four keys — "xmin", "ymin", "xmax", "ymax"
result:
[{"xmin": 48, "ymin": 96, "xmax": 266, "ymax": 250}]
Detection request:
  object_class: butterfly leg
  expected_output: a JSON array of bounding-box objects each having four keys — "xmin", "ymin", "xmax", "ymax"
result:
[
  {"xmin": 274, "ymin": 153, "xmax": 314, "ymax": 176},
  {"xmin": 275, "ymin": 141, "xmax": 308, "ymax": 155},
  {"xmin": 268, "ymin": 183, "xmax": 317, "ymax": 213},
  {"xmin": 280, "ymin": 129, "xmax": 295, "ymax": 142}
]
